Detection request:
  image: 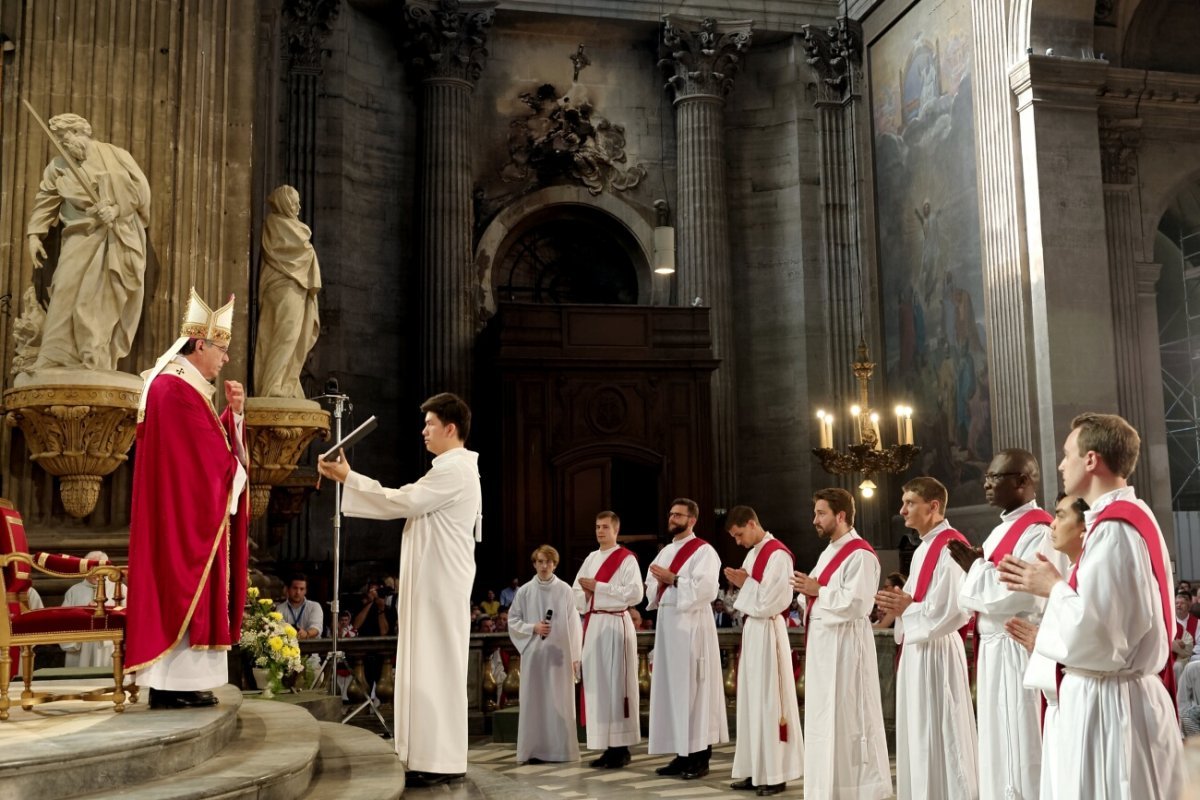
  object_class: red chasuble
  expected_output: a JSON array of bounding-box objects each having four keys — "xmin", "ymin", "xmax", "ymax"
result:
[{"xmin": 125, "ymin": 373, "xmax": 249, "ymax": 673}]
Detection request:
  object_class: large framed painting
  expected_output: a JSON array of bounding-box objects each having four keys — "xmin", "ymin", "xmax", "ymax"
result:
[{"xmin": 870, "ymin": 0, "xmax": 989, "ymax": 503}]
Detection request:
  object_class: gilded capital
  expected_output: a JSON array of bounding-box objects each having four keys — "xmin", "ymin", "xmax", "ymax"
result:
[
  {"xmin": 404, "ymin": 0, "xmax": 496, "ymax": 85},
  {"xmin": 658, "ymin": 15, "xmax": 753, "ymax": 101},
  {"xmin": 801, "ymin": 17, "xmax": 863, "ymax": 104},
  {"xmin": 282, "ymin": 0, "xmax": 342, "ymax": 72}
]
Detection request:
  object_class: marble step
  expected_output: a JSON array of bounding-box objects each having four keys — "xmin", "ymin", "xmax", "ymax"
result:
[
  {"xmin": 0, "ymin": 682, "xmax": 241, "ymax": 800},
  {"xmin": 76, "ymin": 697, "xmax": 319, "ymax": 799},
  {"xmin": 299, "ymin": 721, "xmax": 405, "ymax": 799}
]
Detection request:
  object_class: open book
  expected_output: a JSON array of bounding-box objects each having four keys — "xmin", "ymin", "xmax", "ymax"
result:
[{"xmin": 320, "ymin": 416, "xmax": 378, "ymax": 461}]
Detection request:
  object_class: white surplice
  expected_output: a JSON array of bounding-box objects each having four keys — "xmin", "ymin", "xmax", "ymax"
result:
[
  {"xmin": 803, "ymin": 530, "xmax": 892, "ymax": 800},
  {"xmin": 508, "ymin": 575, "xmax": 583, "ymax": 763},
  {"xmin": 573, "ymin": 547, "xmax": 643, "ymax": 750},
  {"xmin": 60, "ymin": 579, "xmax": 118, "ymax": 668},
  {"xmin": 1034, "ymin": 487, "xmax": 1183, "ymax": 800},
  {"xmin": 645, "ymin": 534, "xmax": 729, "ymax": 755},
  {"xmin": 341, "ymin": 447, "xmax": 481, "ymax": 774},
  {"xmin": 731, "ymin": 533, "xmax": 803, "ymax": 787},
  {"xmin": 959, "ymin": 500, "xmax": 1067, "ymax": 800},
  {"xmin": 894, "ymin": 520, "xmax": 979, "ymax": 800}
]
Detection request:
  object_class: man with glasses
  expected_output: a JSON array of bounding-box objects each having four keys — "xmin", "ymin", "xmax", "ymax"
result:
[
  {"xmin": 127, "ymin": 290, "xmax": 249, "ymax": 710},
  {"xmin": 951, "ymin": 450, "xmax": 1066, "ymax": 800}
]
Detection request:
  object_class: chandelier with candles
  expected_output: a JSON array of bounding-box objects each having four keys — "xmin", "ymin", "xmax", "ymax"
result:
[{"xmin": 813, "ymin": 340, "xmax": 919, "ymax": 497}]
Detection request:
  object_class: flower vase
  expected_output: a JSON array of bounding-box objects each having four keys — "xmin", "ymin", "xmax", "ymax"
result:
[{"xmin": 252, "ymin": 667, "xmax": 274, "ymax": 698}]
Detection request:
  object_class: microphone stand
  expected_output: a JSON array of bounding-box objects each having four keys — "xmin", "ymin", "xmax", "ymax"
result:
[{"xmin": 308, "ymin": 388, "xmax": 391, "ymax": 736}]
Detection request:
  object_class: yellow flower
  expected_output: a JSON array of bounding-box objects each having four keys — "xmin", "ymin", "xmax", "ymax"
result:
[
  {"xmin": 268, "ymin": 636, "xmax": 283, "ymax": 651},
  {"xmin": 247, "ymin": 587, "xmax": 260, "ymax": 599},
  {"xmin": 283, "ymin": 646, "xmax": 300, "ymax": 659},
  {"xmin": 259, "ymin": 598, "xmax": 272, "ymax": 606},
  {"xmin": 269, "ymin": 611, "xmax": 283, "ymax": 621},
  {"xmin": 283, "ymin": 625, "xmax": 297, "ymax": 637}
]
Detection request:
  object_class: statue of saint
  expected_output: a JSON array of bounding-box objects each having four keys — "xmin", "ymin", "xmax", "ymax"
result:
[
  {"xmin": 254, "ymin": 185, "xmax": 321, "ymax": 399},
  {"xmin": 26, "ymin": 113, "xmax": 151, "ymax": 373}
]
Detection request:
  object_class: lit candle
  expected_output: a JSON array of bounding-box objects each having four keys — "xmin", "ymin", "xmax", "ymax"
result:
[
  {"xmin": 870, "ymin": 412, "xmax": 882, "ymax": 450},
  {"xmin": 903, "ymin": 407, "xmax": 914, "ymax": 445},
  {"xmin": 895, "ymin": 406, "xmax": 904, "ymax": 444},
  {"xmin": 817, "ymin": 410, "xmax": 831, "ymax": 449}
]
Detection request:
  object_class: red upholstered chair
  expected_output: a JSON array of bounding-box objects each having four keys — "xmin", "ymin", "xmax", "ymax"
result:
[{"xmin": 0, "ymin": 498, "xmax": 131, "ymax": 720}]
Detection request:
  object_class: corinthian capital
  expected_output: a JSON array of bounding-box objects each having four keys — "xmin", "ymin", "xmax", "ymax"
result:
[
  {"xmin": 801, "ymin": 16, "xmax": 863, "ymax": 104},
  {"xmin": 658, "ymin": 15, "xmax": 753, "ymax": 101},
  {"xmin": 282, "ymin": 0, "xmax": 342, "ymax": 71},
  {"xmin": 404, "ymin": 0, "xmax": 496, "ymax": 84},
  {"xmin": 1099, "ymin": 116, "xmax": 1142, "ymax": 184}
]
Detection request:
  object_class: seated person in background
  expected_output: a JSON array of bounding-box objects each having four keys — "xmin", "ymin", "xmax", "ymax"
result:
[
  {"xmin": 496, "ymin": 610, "xmax": 509, "ymax": 633},
  {"xmin": 480, "ymin": 590, "xmax": 501, "ymax": 617},
  {"xmin": 871, "ymin": 571, "xmax": 907, "ymax": 629},
  {"xmin": 478, "ymin": 617, "xmax": 497, "ymax": 633},
  {"xmin": 337, "ymin": 610, "xmax": 356, "ymax": 638},
  {"xmin": 786, "ymin": 599, "xmax": 803, "ymax": 628},
  {"xmin": 355, "ymin": 584, "xmax": 397, "ymax": 637},
  {"xmin": 61, "ymin": 550, "xmax": 120, "ymax": 667},
  {"xmin": 500, "ymin": 578, "xmax": 520, "ymax": 609},
  {"xmin": 712, "ymin": 598, "xmax": 734, "ymax": 628},
  {"xmin": 275, "ymin": 573, "xmax": 322, "ymax": 640}
]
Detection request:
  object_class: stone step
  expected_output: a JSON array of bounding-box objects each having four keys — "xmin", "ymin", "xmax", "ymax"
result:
[
  {"xmin": 299, "ymin": 721, "xmax": 405, "ymax": 799},
  {"xmin": 76, "ymin": 697, "xmax": 319, "ymax": 799},
  {"xmin": 0, "ymin": 682, "xmax": 241, "ymax": 800}
]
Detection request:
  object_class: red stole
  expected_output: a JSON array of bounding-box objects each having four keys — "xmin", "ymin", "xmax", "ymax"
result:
[
  {"xmin": 125, "ymin": 374, "xmax": 250, "ymax": 673},
  {"xmin": 805, "ymin": 537, "xmax": 876, "ymax": 625},
  {"xmin": 749, "ymin": 537, "xmax": 795, "ymax": 742},
  {"xmin": 899, "ymin": 527, "xmax": 969, "ymax": 665},
  {"xmin": 1188, "ymin": 615, "xmax": 1200, "ymax": 640},
  {"xmin": 654, "ymin": 536, "xmax": 708, "ymax": 603},
  {"xmin": 580, "ymin": 546, "xmax": 636, "ymax": 724},
  {"xmin": 1057, "ymin": 500, "xmax": 1177, "ymax": 711}
]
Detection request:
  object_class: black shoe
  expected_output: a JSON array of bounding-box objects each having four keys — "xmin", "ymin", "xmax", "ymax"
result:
[
  {"xmin": 604, "ymin": 747, "xmax": 631, "ymax": 769},
  {"xmin": 526, "ymin": 757, "xmax": 546, "ymax": 765},
  {"xmin": 148, "ymin": 688, "xmax": 183, "ymax": 709},
  {"xmin": 177, "ymin": 690, "xmax": 219, "ymax": 707},
  {"xmin": 731, "ymin": 778, "xmax": 756, "ymax": 791},
  {"xmin": 589, "ymin": 752, "xmax": 611, "ymax": 768},
  {"xmin": 656, "ymin": 757, "xmax": 688, "ymax": 776},
  {"xmin": 681, "ymin": 764, "xmax": 710, "ymax": 780},
  {"xmin": 756, "ymin": 783, "xmax": 785, "ymax": 796},
  {"xmin": 405, "ymin": 772, "xmax": 465, "ymax": 788}
]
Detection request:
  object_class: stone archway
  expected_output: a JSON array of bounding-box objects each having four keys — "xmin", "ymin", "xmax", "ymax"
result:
[{"xmin": 475, "ymin": 186, "xmax": 657, "ymax": 316}]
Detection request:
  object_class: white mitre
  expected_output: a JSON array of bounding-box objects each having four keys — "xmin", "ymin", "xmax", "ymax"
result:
[{"xmin": 138, "ymin": 288, "xmax": 235, "ymax": 421}]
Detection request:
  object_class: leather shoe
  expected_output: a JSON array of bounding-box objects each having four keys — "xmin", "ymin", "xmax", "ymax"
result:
[
  {"xmin": 177, "ymin": 691, "xmax": 218, "ymax": 707},
  {"xmin": 680, "ymin": 765, "xmax": 709, "ymax": 780},
  {"xmin": 604, "ymin": 748, "xmax": 631, "ymax": 769},
  {"xmin": 656, "ymin": 757, "xmax": 687, "ymax": 776},
  {"xmin": 405, "ymin": 772, "xmax": 465, "ymax": 788},
  {"xmin": 589, "ymin": 753, "xmax": 611, "ymax": 768},
  {"xmin": 731, "ymin": 778, "xmax": 756, "ymax": 791},
  {"xmin": 756, "ymin": 783, "xmax": 786, "ymax": 796}
]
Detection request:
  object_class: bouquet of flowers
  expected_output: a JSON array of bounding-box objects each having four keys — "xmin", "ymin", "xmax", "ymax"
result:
[{"xmin": 239, "ymin": 586, "xmax": 304, "ymax": 696}]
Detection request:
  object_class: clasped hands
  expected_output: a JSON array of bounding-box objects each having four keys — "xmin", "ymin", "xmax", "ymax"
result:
[{"xmin": 997, "ymin": 553, "xmax": 1063, "ymax": 598}]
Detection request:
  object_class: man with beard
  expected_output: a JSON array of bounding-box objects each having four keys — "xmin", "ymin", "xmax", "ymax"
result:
[
  {"xmin": 951, "ymin": 449, "xmax": 1066, "ymax": 800},
  {"xmin": 875, "ymin": 477, "xmax": 978, "ymax": 800},
  {"xmin": 573, "ymin": 510, "xmax": 643, "ymax": 769},
  {"xmin": 999, "ymin": 413, "xmax": 1183, "ymax": 799},
  {"xmin": 724, "ymin": 506, "xmax": 802, "ymax": 796},
  {"xmin": 793, "ymin": 489, "xmax": 891, "ymax": 799},
  {"xmin": 26, "ymin": 113, "xmax": 151, "ymax": 373},
  {"xmin": 645, "ymin": 498, "xmax": 728, "ymax": 779}
]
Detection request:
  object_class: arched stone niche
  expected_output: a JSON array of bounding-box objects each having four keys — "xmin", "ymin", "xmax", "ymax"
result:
[{"xmin": 475, "ymin": 186, "xmax": 657, "ymax": 317}]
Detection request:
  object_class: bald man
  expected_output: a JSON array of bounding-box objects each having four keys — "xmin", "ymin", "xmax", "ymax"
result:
[{"xmin": 951, "ymin": 450, "xmax": 1067, "ymax": 800}]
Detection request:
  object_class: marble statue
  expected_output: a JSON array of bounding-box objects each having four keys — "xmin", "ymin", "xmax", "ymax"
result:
[
  {"xmin": 26, "ymin": 113, "xmax": 151, "ymax": 374},
  {"xmin": 254, "ymin": 185, "xmax": 321, "ymax": 399},
  {"xmin": 10, "ymin": 286, "xmax": 46, "ymax": 377}
]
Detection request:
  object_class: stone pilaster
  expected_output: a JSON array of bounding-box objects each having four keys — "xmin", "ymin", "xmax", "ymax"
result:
[
  {"xmin": 404, "ymin": 0, "xmax": 496, "ymax": 400},
  {"xmin": 969, "ymin": 0, "xmax": 1038, "ymax": 454},
  {"xmin": 801, "ymin": 17, "xmax": 864, "ymax": 430},
  {"xmin": 659, "ymin": 15, "xmax": 752, "ymax": 508},
  {"xmin": 281, "ymin": 0, "xmax": 341, "ymax": 230}
]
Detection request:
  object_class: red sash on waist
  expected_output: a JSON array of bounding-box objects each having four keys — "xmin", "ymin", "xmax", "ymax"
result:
[
  {"xmin": 580, "ymin": 546, "xmax": 636, "ymax": 725},
  {"xmin": 654, "ymin": 536, "xmax": 708, "ymax": 603},
  {"xmin": 1056, "ymin": 500, "xmax": 1177, "ymax": 711},
  {"xmin": 805, "ymin": 537, "xmax": 875, "ymax": 625}
]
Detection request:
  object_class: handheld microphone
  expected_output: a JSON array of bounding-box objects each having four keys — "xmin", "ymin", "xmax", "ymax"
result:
[{"xmin": 541, "ymin": 609, "xmax": 553, "ymax": 639}]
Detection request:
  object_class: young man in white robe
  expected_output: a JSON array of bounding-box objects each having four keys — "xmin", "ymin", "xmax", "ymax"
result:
[
  {"xmin": 317, "ymin": 392, "xmax": 482, "ymax": 789},
  {"xmin": 508, "ymin": 544, "xmax": 583, "ymax": 764},
  {"xmin": 723, "ymin": 505, "xmax": 802, "ymax": 797},
  {"xmin": 875, "ymin": 476, "xmax": 978, "ymax": 800},
  {"xmin": 646, "ymin": 497, "xmax": 729, "ymax": 780},
  {"xmin": 999, "ymin": 412, "xmax": 1184, "ymax": 799},
  {"xmin": 794, "ymin": 489, "xmax": 891, "ymax": 800},
  {"xmin": 951, "ymin": 449, "xmax": 1067, "ymax": 800},
  {"xmin": 573, "ymin": 510, "xmax": 643, "ymax": 768}
]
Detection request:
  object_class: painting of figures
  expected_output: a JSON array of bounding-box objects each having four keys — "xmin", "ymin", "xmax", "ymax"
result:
[{"xmin": 870, "ymin": 0, "xmax": 989, "ymax": 502}]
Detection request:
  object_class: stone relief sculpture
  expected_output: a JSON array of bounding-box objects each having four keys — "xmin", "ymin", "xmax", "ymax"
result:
[
  {"xmin": 10, "ymin": 286, "xmax": 46, "ymax": 377},
  {"xmin": 25, "ymin": 112, "xmax": 151, "ymax": 376},
  {"xmin": 254, "ymin": 185, "xmax": 321, "ymax": 399}
]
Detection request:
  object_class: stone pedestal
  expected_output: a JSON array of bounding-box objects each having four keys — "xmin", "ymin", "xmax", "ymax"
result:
[
  {"xmin": 244, "ymin": 398, "xmax": 330, "ymax": 521},
  {"xmin": 3, "ymin": 371, "xmax": 142, "ymax": 519}
]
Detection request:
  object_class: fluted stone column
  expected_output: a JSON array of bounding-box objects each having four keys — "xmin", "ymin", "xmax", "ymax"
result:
[
  {"xmin": 659, "ymin": 16, "xmax": 752, "ymax": 508},
  {"xmin": 404, "ymin": 0, "xmax": 495, "ymax": 399}
]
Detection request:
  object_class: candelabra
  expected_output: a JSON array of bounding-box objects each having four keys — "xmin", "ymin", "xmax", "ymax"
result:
[{"xmin": 813, "ymin": 340, "xmax": 920, "ymax": 496}]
